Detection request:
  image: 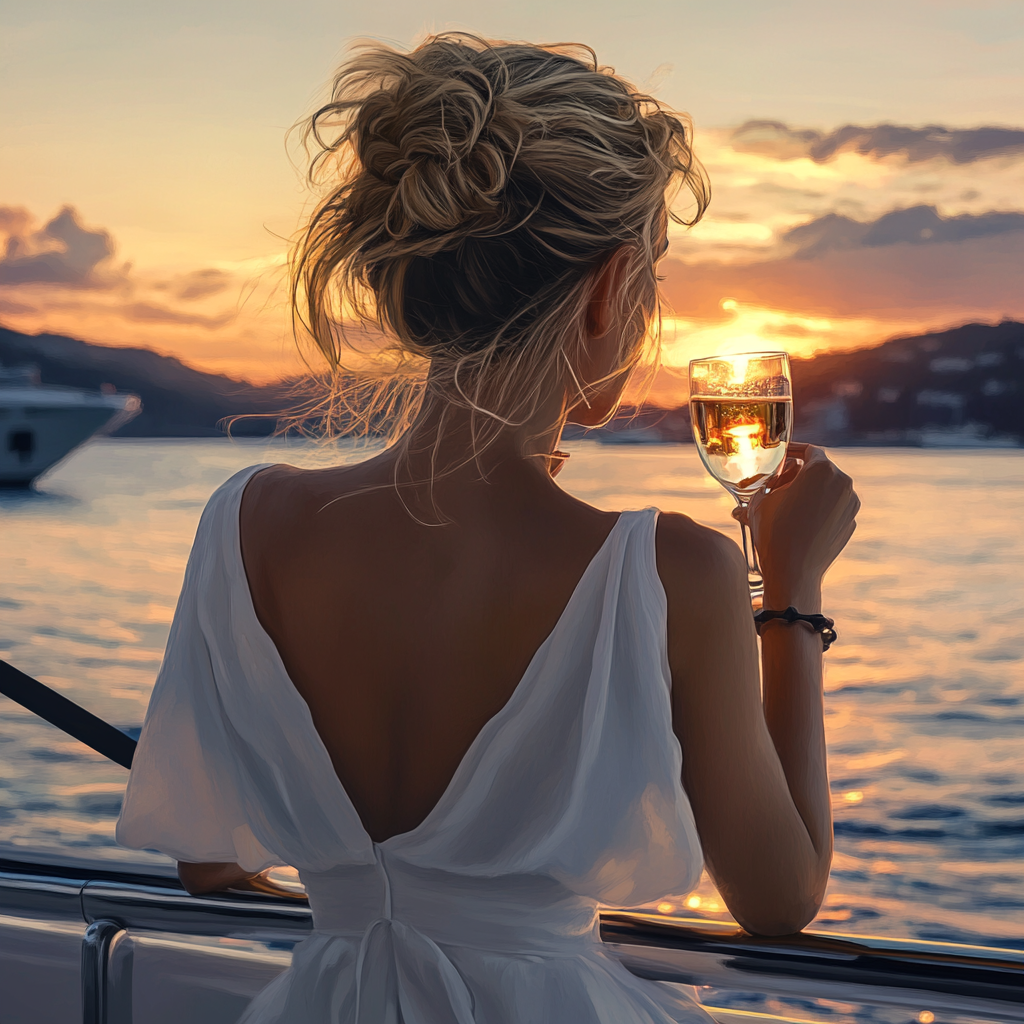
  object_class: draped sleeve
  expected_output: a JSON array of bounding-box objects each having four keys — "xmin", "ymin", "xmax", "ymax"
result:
[{"xmin": 116, "ymin": 466, "xmax": 281, "ymax": 871}]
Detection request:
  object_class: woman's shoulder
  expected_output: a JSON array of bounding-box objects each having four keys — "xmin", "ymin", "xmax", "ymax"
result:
[
  {"xmin": 235, "ymin": 461, "xmax": 382, "ymax": 580},
  {"xmin": 654, "ymin": 511, "xmax": 747, "ymax": 609},
  {"xmin": 655, "ymin": 510, "xmax": 743, "ymax": 563},
  {"xmin": 238, "ymin": 459, "xmax": 375, "ymax": 509},
  {"xmin": 200, "ymin": 463, "xmax": 280, "ymax": 523},
  {"xmin": 236, "ymin": 461, "xmax": 355, "ymax": 535}
]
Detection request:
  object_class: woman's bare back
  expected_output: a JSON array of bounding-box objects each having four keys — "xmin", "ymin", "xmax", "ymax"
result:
[
  {"xmin": 195, "ymin": 439, "xmax": 855, "ymax": 939},
  {"xmin": 239, "ymin": 459, "xmax": 620, "ymax": 844}
]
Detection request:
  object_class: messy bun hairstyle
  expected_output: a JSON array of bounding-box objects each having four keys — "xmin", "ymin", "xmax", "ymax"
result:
[{"xmin": 292, "ymin": 33, "xmax": 708, "ymax": 448}]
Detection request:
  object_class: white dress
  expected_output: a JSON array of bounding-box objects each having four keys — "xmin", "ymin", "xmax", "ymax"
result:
[{"xmin": 117, "ymin": 466, "xmax": 712, "ymax": 1023}]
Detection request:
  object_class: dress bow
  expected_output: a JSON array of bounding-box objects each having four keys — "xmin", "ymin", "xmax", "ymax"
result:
[{"xmin": 353, "ymin": 916, "xmax": 476, "ymax": 1024}]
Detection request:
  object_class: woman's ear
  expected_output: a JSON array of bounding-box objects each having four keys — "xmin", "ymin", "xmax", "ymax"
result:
[
  {"xmin": 585, "ymin": 246, "xmax": 634, "ymax": 338},
  {"xmin": 566, "ymin": 246, "xmax": 637, "ymax": 427}
]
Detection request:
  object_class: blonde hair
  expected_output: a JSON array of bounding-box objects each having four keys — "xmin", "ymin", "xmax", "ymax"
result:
[{"xmin": 291, "ymin": 33, "xmax": 708, "ymax": 457}]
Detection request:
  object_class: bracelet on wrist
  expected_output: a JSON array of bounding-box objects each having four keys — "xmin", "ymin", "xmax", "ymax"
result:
[{"xmin": 753, "ymin": 606, "xmax": 837, "ymax": 651}]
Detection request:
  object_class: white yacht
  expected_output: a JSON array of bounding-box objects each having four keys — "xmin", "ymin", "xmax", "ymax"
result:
[{"xmin": 0, "ymin": 364, "xmax": 141, "ymax": 486}]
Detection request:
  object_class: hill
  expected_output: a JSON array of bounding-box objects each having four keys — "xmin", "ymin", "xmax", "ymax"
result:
[
  {"xmin": 791, "ymin": 320, "xmax": 1023, "ymax": 445},
  {"xmin": 582, "ymin": 320, "xmax": 1022, "ymax": 445},
  {"xmin": 1, "ymin": 320, "xmax": 1021, "ymax": 444},
  {"xmin": 0, "ymin": 327, "xmax": 288, "ymax": 437}
]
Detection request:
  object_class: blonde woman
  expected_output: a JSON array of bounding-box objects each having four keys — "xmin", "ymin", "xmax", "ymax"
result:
[{"xmin": 117, "ymin": 34, "xmax": 859, "ymax": 1024}]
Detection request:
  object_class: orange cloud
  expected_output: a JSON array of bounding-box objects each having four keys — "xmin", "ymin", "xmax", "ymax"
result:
[
  {"xmin": 0, "ymin": 205, "xmax": 124, "ymax": 288},
  {"xmin": 654, "ymin": 200, "xmax": 1024, "ymax": 377},
  {"xmin": 662, "ymin": 232, "xmax": 1024, "ymax": 323},
  {"xmin": 157, "ymin": 268, "xmax": 233, "ymax": 302}
]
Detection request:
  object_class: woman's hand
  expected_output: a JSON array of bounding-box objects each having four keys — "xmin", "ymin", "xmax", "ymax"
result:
[
  {"xmin": 177, "ymin": 861, "xmax": 304, "ymax": 899},
  {"xmin": 738, "ymin": 443, "xmax": 860, "ymax": 607},
  {"xmin": 177, "ymin": 860, "xmax": 257, "ymax": 895}
]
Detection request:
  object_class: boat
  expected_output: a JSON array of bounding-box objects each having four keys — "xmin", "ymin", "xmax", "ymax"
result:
[
  {"xmin": 0, "ymin": 364, "xmax": 141, "ymax": 486},
  {"xmin": 0, "ymin": 659, "xmax": 1021, "ymax": 1024}
]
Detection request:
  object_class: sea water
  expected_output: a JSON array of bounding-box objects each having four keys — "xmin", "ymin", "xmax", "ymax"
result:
[{"xmin": 0, "ymin": 438, "xmax": 1021, "ymax": 956}]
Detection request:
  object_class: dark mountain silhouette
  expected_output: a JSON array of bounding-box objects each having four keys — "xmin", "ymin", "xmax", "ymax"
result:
[
  {"xmin": 1, "ymin": 320, "xmax": 1021, "ymax": 444},
  {"xmin": 578, "ymin": 320, "xmax": 1023, "ymax": 446},
  {"xmin": 0, "ymin": 327, "xmax": 289, "ymax": 436},
  {"xmin": 790, "ymin": 320, "xmax": 1023, "ymax": 444}
]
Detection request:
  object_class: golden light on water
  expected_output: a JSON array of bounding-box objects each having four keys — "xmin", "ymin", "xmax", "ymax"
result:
[
  {"xmin": 725, "ymin": 423, "xmax": 763, "ymax": 481},
  {"xmin": 656, "ymin": 902, "xmax": 675, "ymax": 914},
  {"xmin": 686, "ymin": 896, "xmax": 702, "ymax": 909},
  {"xmin": 843, "ymin": 791, "xmax": 865, "ymax": 804}
]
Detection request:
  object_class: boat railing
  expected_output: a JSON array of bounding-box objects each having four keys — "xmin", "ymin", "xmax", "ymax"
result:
[
  {"xmin": 1, "ymin": 659, "xmax": 1022, "ymax": 1022},
  {"xmin": 1, "ymin": 855, "xmax": 1021, "ymax": 1024}
]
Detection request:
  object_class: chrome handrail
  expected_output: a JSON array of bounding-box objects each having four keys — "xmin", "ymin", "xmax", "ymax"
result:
[
  {"xmin": 602, "ymin": 912, "xmax": 1024, "ymax": 1019},
  {"xmin": 1, "ymin": 858, "xmax": 1022, "ymax": 1024},
  {"xmin": 82, "ymin": 921, "xmax": 126, "ymax": 1024},
  {"xmin": 81, "ymin": 877, "xmax": 314, "ymax": 938}
]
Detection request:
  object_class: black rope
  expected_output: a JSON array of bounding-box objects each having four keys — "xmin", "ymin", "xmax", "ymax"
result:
[
  {"xmin": 0, "ymin": 659, "xmax": 137, "ymax": 769},
  {"xmin": 753, "ymin": 606, "xmax": 838, "ymax": 651}
]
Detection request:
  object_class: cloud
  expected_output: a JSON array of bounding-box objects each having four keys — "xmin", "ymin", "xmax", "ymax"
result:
[
  {"xmin": 159, "ymin": 267, "xmax": 232, "ymax": 301},
  {"xmin": 660, "ymin": 230, "xmax": 1024, "ymax": 323},
  {"xmin": 864, "ymin": 206, "xmax": 1024, "ymax": 246},
  {"xmin": 0, "ymin": 205, "xmax": 119, "ymax": 287},
  {"xmin": 123, "ymin": 302, "xmax": 235, "ymax": 329},
  {"xmin": 783, "ymin": 213, "xmax": 872, "ymax": 259},
  {"xmin": 0, "ymin": 203, "xmax": 242, "ymax": 330},
  {"xmin": 0, "ymin": 207, "xmax": 34, "ymax": 236},
  {"xmin": 731, "ymin": 121, "xmax": 1024, "ymax": 165},
  {"xmin": 0, "ymin": 296, "xmax": 36, "ymax": 315},
  {"xmin": 783, "ymin": 205, "xmax": 1024, "ymax": 257}
]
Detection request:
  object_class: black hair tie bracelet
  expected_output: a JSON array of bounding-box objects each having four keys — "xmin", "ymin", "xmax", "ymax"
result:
[{"xmin": 753, "ymin": 606, "xmax": 837, "ymax": 651}]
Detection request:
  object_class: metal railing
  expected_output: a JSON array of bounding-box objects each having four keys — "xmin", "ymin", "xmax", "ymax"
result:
[
  {"xmin": 1, "ymin": 660, "xmax": 1021, "ymax": 1020},
  {"xmin": 2, "ymin": 856, "xmax": 1022, "ymax": 1024},
  {"xmin": 603, "ymin": 913, "xmax": 1024, "ymax": 1021}
]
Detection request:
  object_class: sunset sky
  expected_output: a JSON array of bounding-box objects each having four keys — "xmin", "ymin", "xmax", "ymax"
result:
[{"xmin": 2, "ymin": 0, "xmax": 1023, "ymax": 385}]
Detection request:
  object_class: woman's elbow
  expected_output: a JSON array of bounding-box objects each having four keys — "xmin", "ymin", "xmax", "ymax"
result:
[
  {"xmin": 733, "ymin": 894, "xmax": 823, "ymax": 937},
  {"xmin": 721, "ymin": 857, "xmax": 831, "ymax": 937}
]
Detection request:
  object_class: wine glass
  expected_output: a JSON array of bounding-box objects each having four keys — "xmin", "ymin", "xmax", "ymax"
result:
[{"xmin": 688, "ymin": 352, "xmax": 793, "ymax": 604}]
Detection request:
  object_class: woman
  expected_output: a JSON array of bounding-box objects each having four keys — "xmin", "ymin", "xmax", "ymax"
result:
[{"xmin": 117, "ymin": 34, "xmax": 859, "ymax": 1024}]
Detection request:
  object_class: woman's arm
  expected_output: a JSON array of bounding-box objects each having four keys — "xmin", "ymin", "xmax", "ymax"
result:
[
  {"xmin": 658, "ymin": 445, "xmax": 858, "ymax": 935},
  {"xmin": 755, "ymin": 443, "xmax": 859, "ymax": 882},
  {"xmin": 177, "ymin": 861, "xmax": 262, "ymax": 895}
]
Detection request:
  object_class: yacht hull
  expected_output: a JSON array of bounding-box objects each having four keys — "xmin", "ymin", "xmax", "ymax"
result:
[
  {"xmin": 1, "ymin": 855, "xmax": 1021, "ymax": 1024},
  {"xmin": 0, "ymin": 388, "xmax": 141, "ymax": 486}
]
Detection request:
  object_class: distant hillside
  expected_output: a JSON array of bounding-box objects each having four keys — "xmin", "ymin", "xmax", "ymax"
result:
[
  {"xmin": 2, "ymin": 320, "xmax": 1021, "ymax": 444},
  {"xmin": 0, "ymin": 327, "xmax": 288, "ymax": 436},
  {"xmin": 791, "ymin": 320, "xmax": 1023, "ymax": 444},
  {"xmin": 574, "ymin": 321, "xmax": 1023, "ymax": 446}
]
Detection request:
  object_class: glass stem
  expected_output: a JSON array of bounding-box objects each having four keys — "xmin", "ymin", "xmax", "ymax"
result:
[{"xmin": 736, "ymin": 498, "xmax": 764, "ymax": 606}]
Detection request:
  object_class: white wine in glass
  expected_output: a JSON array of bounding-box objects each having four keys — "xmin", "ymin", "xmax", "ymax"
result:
[{"xmin": 688, "ymin": 352, "xmax": 793, "ymax": 602}]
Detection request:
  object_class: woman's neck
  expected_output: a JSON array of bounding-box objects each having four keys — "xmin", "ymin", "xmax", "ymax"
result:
[{"xmin": 402, "ymin": 390, "xmax": 566, "ymax": 474}]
